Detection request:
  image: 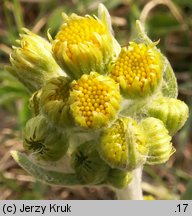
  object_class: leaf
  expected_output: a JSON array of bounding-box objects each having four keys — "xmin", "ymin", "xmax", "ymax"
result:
[
  {"xmin": 181, "ymin": 178, "xmax": 192, "ymax": 200},
  {"xmin": 161, "ymin": 58, "xmax": 178, "ymax": 98},
  {"xmin": 11, "ymin": 151, "xmax": 83, "ymax": 186}
]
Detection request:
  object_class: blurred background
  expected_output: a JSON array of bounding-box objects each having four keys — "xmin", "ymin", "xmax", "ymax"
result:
[{"xmin": 0, "ymin": 0, "xmax": 191, "ymax": 200}]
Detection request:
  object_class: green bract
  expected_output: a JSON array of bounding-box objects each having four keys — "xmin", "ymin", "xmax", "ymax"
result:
[{"xmin": 8, "ymin": 4, "xmax": 188, "ymax": 191}]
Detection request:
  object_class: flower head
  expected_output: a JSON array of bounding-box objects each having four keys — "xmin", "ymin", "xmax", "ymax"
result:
[
  {"xmin": 52, "ymin": 12, "xmax": 120, "ymax": 79},
  {"xmin": 98, "ymin": 117, "xmax": 147, "ymax": 170},
  {"xmin": 110, "ymin": 42, "xmax": 163, "ymax": 98},
  {"xmin": 40, "ymin": 76, "xmax": 73, "ymax": 128},
  {"xmin": 69, "ymin": 72, "xmax": 121, "ymax": 129},
  {"xmin": 8, "ymin": 29, "xmax": 65, "ymax": 92}
]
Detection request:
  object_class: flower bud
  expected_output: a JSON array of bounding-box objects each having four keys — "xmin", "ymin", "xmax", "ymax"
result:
[
  {"xmin": 98, "ymin": 117, "xmax": 147, "ymax": 170},
  {"xmin": 107, "ymin": 168, "xmax": 132, "ymax": 189},
  {"xmin": 40, "ymin": 76, "xmax": 74, "ymax": 128},
  {"xmin": 147, "ymin": 97, "xmax": 189, "ymax": 135},
  {"xmin": 140, "ymin": 117, "xmax": 175, "ymax": 165},
  {"xmin": 71, "ymin": 141, "xmax": 109, "ymax": 185},
  {"xmin": 69, "ymin": 72, "xmax": 121, "ymax": 129},
  {"xmin": 109, "ymin": 42, "xmax": 163, "ymax": 98},
  {"xmin": 23, "ymin": 115, "xmax": 69, "ymax": 161},
  {"xmin": 8, "ymin": 28, "xmax": 65, "ymax": 92},
  {"xmin": 52, "ymin": 12, "xmax": 120, "ymax": 79}
]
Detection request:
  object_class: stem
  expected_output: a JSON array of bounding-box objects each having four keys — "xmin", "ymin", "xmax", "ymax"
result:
[{"xmin": 115, "ymin": 166, "xmax": 143, "ymax": 200}]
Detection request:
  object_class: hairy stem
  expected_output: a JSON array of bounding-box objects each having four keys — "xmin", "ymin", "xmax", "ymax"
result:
[{"xmin": 115, "ymin": 166, "xmax": 143, "ymax": 200}]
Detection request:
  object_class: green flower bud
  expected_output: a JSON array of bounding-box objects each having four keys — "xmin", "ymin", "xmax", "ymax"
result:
[
  {"xmin": 69, "ymin": 72, "xmax": 121, "ymax": 129},
  {"xmin": 107, "ymin": 168, "xmax": 132, "ymax": 189},
  {"xmin": 52, "ymin": 10, "xmax": 120, "ymax": 80},
  {"xmin": 71, "ymin": 141, "xmax": 109, "ymax": 185},
  {"xmin": 140, "ymin": 117, "xmax": 175, "ymax": 165},
  {"xmin": 109, "ymin": 42, "xmax": 163, "ymax": 98},
  {"xmin": 8, "ymin": 28, "xmax": 65, "ymax": 92},
  {"xmin": 40, "ymin": 76, "xmax": 74, "ymax": 128},
  {"xmin": 147, "ymin": 97, "xmax": 189, "ymax": 135},
  {"xmin": 23, "ymin": 115, "xmax": 69, "ymax": 161},
  {"xmin": 98, "ymin": 117, "xmax": 147, "ymax": 170}
]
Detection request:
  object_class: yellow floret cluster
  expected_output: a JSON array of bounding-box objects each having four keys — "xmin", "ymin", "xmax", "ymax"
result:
[
  {"xmin": 54, "ymin": 16, "xmax": 105, "ymax": 59},
  {"xmin": 110, "ymin": 42, "xmax": 162, "ymax": 97},
  {"xmin": 70, "ymin": 73, "xmax": 121, "ymax": 128},
  {"xmin": 99, "ymin": 117, "xmax": 148, "ymax": 170},
  {"xmin": 100, "ymin": 119, "xmax": 127, "ymax": 166}
]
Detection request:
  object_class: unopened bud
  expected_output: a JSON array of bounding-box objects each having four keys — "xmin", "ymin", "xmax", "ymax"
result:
[
  {"xmin": 8, "ymin": 29, "xmax": 65, "ymax": 92},
  {"xmin": 23, "ymin": 115, "xmax": 69, "ymax": 161},
  {"xmin": 71, "ymin": 141, "xmax": 109, "ymax": 184},
  {"xmin": 140, "ymin": 117, "xmax": 175, "ymax": 165},
  {"xmin": 147, "ymin": 97, "xmax": 189, "ymax": 135}
]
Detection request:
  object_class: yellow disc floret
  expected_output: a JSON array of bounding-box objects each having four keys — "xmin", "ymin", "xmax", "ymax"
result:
[
  {"xmin": 69, "ymin": 72, "xmax": 121, "ymax": 129},
  {"xmin": 100, "ymin": 119, "xmax": 128, "ymax": 168},
  {"xmin": 110, "ymin": 42, "xmax": 162, "ymax": 98},
  {"xmin": 52, "ymin": 14, "xmax": 119, "ymax": 79}
]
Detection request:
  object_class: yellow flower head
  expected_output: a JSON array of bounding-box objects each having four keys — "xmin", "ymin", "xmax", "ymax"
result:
[
  {"xmin": 69, "ymin": 72, "xmax": 121, "ymax": 129},
  {"xmin": 98, "ymin": 117, "xmax": 147, "ymax": 170},
  {"xmin": 110, "ymin": 42, "xmax": 163, "ymax": 98},
  {"xmin": 52, "ymin": 12, "xmax": 120, "ymax": 79}
]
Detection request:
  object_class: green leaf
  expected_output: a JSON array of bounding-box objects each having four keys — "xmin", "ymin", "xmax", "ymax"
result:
[
  {"xmin": 181, "ymin": 178, "xmax": 192, "ymax": 200},
  {"xmin": 11, "ymin": 151, "xmax": 83, "ymax": 186},
  {"xmin": 161, "ymin": 58, "xmax": 178, "ymax": 98}
]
